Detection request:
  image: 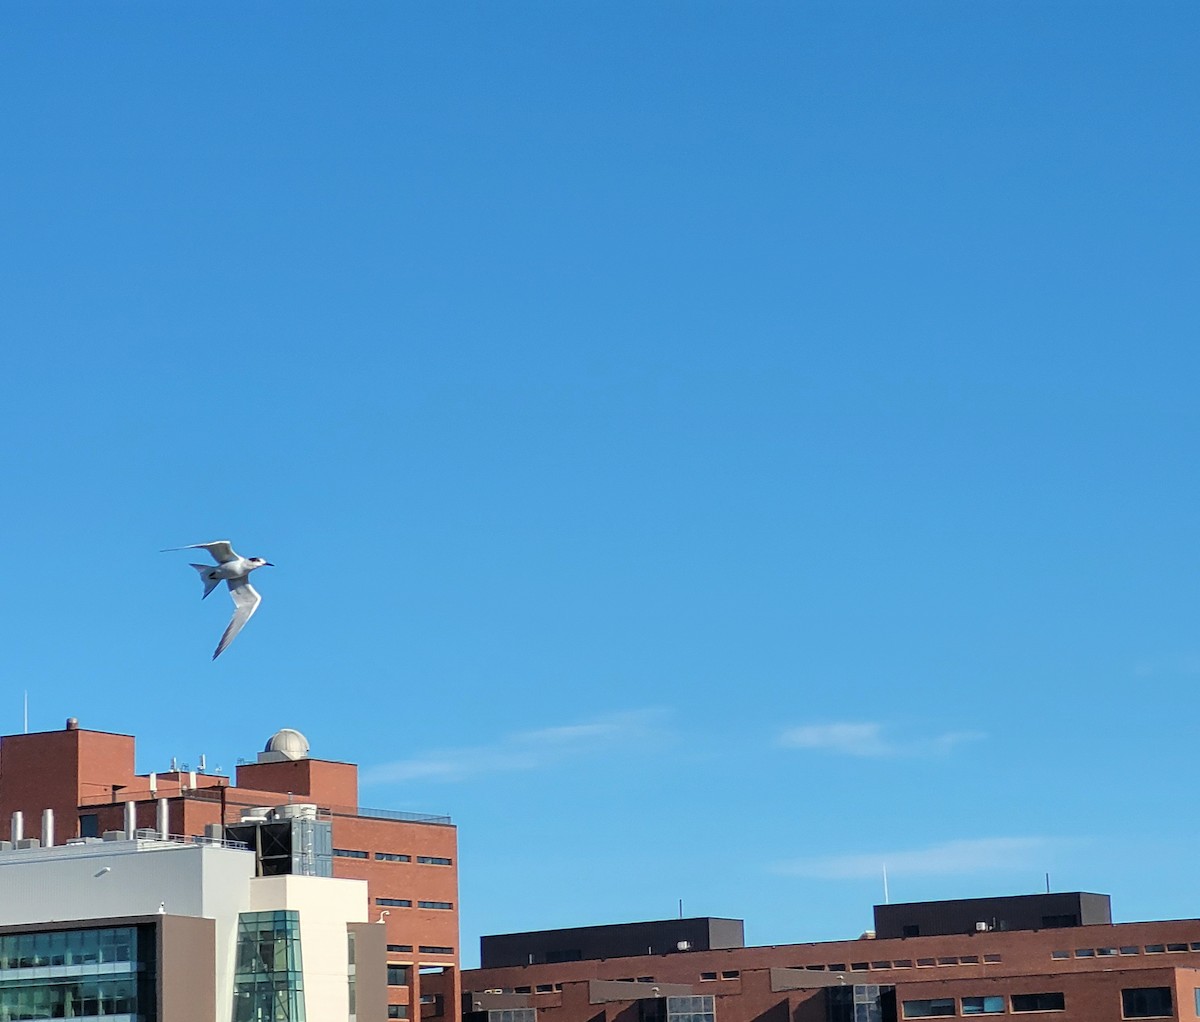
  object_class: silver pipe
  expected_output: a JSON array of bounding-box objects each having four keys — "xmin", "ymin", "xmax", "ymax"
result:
[{"xmin": 41, "ymin": 809, "xmax": 54, "ymax": 847}]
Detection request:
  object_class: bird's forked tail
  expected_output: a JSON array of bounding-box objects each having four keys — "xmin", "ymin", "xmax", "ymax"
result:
[{"xmin": 190, "ymin": 563, "xmax": 223, "ymax": 600}]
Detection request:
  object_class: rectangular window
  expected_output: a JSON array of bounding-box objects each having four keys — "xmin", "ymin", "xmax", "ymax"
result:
[
  {"xmin": 1051, "ymin": 951, "xmax": 1069, "ymax": 960},
  {"xmin": 419, "ymin": 946, "xmax": 454, "ymax": 955},
  {"xmin": 1122, "ymin": 987, "xmax": 1172, "ymax": 1018},
  {"xmin": 637, "ymin": 977, "xmax": 653, "ymax": 984},
  {"xmin": 1011, "ymin": 992, "xmax": 1065, "ymax": 1012},
  {"xmin": 962, "ymin": 997, "xmax": 1005, "ymax": 1015},
  {"xmin": 1167, "ymin": 943, "xmax": 1187, "ymax": 952},
  {"xmin": 871, "ymin": 961, "xmax": 891, "ymax": 970},
  {"xmin": 1097, "ymin": 947, "xmax": 1117, "ymax": 956},
  {"xmin": 376, "ymin": 852, "xmax": 411, "ymax": 862},
  {"xmin": 388, "ymin": 944, "xmax": 413, "ymax": 954},
  {"xmin": 851, "ymin": 963, "xmax": 869, "ymax": 972},
  {"xmin": 1145, "ymin": 944, "xmax": 1165, "ymax": 953},
  {"xmin": 916, "ymin": 958, "xmax": 936, "ymax": 968},
  {"xmin": 937, "ymin": 957, "xmax": 958, "ymax": 966},
  {"xmin": 536, "ymin": 984, "xmax": 553, "ymax": 993},
  {"xmin": 387, "ymin": 965, "xmax": 410, "ymax": 986},
  {"xmin": 959, "ymin": 955, "xmax": 979, "ymax": 965},
  {"xmin": 334, "ymin": 848, "xmax": 369, "ymax": 859},
  {"xmin": 893, "ymin": 960, "xmax": 912, "ymax": 969},
  {"xmin": 902, "ymin": 999, "xmax": 955, "ymax": 1018},
  {"xmin": 388, "ymin": 1007, "xmax": 409, "ymax": 1019},
  {"xmin": 721, "ymin": 970, "xmax": 739, "ymax": 979},
  {"xmin": 983, "ymin": 954, "xmax": 1002, "ymax": 964},
  {"xmin": 1120, "ymin": 946, "xmax": 1140, "ymax": 955},
  {"xmin": 79, "ymin": 814, "xmax": 99, "ymax": 838},
  {"xmin": 1074, "ymin": 948, "xmax": 1094, "ymax": 957},
  {"xmin": 700, "ymin": 972, "xmax": 717, "ymax": 981},
  {"xmin": 375, "ymin": 898, "xmax": 412, "ymax": 907},
  {"xmin": 418, "ymin": 901, "xmax": 453, "ymax": 910},
  {"xmin": 417, "ymin": 856, "xmax": 453, "ymax": 865}
]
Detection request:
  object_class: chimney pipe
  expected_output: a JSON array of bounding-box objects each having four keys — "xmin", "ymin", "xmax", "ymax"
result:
[
  {"xmin": 157, "ymin": 798, "xmax": 170, "ymax": 840},
  {"xmin": 11, "ymin": 811, "xmax": 23, "ymax": 842},
  {"xmin": 124, "ymin": 801, "xmax": 136, "ymax": 839},
  {"xmin": 65, "ymin": 717, "xmax": 79, "ymax": 731},
  {"xmin": 41, "ymin": 809, "xmax": 54, "ymax": 847},
  {"xmin": 148, "ymin": 772, "xmax": 157, "ymax": 795}
]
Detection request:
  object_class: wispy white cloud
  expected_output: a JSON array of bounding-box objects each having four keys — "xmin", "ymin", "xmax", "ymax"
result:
[
  {"xmin": 774, "ymin": 837, "xmax": 1062, "ymax": 880},
  {"xmin": 362, "ymin": 709, "xmax": 667, "ymax": 784},
  {"xmin": 777, "ymin": 721, "xmax": 983, "ymax": 758}
]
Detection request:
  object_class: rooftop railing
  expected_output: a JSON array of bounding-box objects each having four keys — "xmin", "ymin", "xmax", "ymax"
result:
[{"xmin": 77, "ymin": 786, "xmax": 452, "ymax": 825}]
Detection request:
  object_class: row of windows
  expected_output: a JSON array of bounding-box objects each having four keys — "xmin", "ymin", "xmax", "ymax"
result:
[
  {"xmin": 903, "ymin": 992, "xmax": 1065, "ymax": 1017},
  {"xmin": 699, "ymin": 971, "xmax": 741, "ymax": 981},
  {"xmin": 903, "ymin": 988, "xmax": 1177, "ymax": 1019},
  {"xmin": 782, "ymin": 954, "xmax": 1005, "ymax": 974},
  {"xmin": 1052, "ymin": 941, "xmax": 1200, "ymax": 959},
  {"xmin": 331, "ymin": 848, "xmax": 453, "ymax": 865},
  {"xmin": 374, "ymin": 898, "xmax": 454, "ymax": 910}
]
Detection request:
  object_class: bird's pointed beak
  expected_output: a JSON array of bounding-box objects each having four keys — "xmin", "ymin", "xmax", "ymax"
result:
[{"xmin": 264, "ymin": 562, "xmax": 275, "ymax": 567}]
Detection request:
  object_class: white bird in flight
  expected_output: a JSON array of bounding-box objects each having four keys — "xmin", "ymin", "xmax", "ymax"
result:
[{"xmin": 162, "ymin": 540, "xmax": 274, "ymax": 659}]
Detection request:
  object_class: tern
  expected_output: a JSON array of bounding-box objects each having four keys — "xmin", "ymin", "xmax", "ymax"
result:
[{"xmin": 162, "ymin": 540, "xmax": 274, "ymax": 659}]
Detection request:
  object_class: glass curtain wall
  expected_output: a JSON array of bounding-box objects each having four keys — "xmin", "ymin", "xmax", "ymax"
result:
[
  {"xmin": 232, "ymin": 911, "xmax": 307, "ymax": 1022},
  {"xmin": 0, "ymin": 925, "xmax": 153, "ymax": 1021}
]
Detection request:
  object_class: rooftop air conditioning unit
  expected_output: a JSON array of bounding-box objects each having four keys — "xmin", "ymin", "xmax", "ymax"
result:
[
  {"xmin": 975, "ymin": 922, "xmax": 989, "ymax": 932},
  {"xmin": 676, "ymin": 941, "xmax": 691, "ymax": 952},
  {"xmin": 275, "ymin": 803, "xmax": 318, "ymax": 820}
]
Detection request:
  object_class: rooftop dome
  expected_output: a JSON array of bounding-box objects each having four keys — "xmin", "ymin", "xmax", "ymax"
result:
[{"xmin": 263, "ymin": 728, "xmax": 310, "ymax": 761}]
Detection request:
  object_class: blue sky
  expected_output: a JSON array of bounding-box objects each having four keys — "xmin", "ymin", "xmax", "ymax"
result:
[{"xmin": 2, "ymin": 3, "xmax": 1199, "ymax": 967}]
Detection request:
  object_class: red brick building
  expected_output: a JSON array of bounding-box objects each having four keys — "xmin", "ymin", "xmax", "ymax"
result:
[
  {"xmin": 464, "ymin": 913, "xmax": 1200, "ymax": 1021},
  {"xmin": 0, "ymin": 718, "xmax": 459, "ymax": 1022}
]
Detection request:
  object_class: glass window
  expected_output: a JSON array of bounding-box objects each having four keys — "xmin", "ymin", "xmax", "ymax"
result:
[
  {"xmin": 1051, "ymin": 951, "xmax": 1069, "ymax": 960},
  {"xmin": 1011, "ymin": 992, "xmax": 1065, "ymax": 1012},
  {"xmin": 419, "ymin": 946, "xmax": 455, "ymax": 955},
  {"xmin": 959, "ymin": 955, "xmax": 979, "ymax": 964},
  {"xmin": 388, "ymin": 1006, "xmax": 409, "ymax": 1019},
  {"xmin": 962, "ymin": 997, "xmax": 1005, "ymax": 1015},
  {"xmin": 418, "ymin": 901, "xmax": 453, "ymax": 910},
  {"xmin": 376, "ymin": 898, "xmax": 412, "ymax": 907},
  {"xmin": 388, "ymin": 965, "xmax": 410, "ymax": 985},
  {"xmin": 902, "ymin": 999, "xmax": 955, "ymax": 1017},
  {"xmin": 700, "ymin": 972, "xmax": 717, "ymax": 981},
  {"xmin": 1167, "ymin": 943, "xmax": 1187, "ymax": 952},
  {"xmin": 937, "ymin": 957, "xmax": 958, "ymax": 966},
  {"xmin": 1120, "ymin": 946, "xmax": 1139, "ymax": 955},
  {"xmin": 334, "ymin": 848, "xmax": 369, "ymax": 858},
  {"xmin": 871, "ymin": 961, "xmax": 891, "ymax": 970},
  {"xmin": 721, "ymin": 970, "xmax": 739, "ymax": 979},
  {"xmin": 1144, "ymin": 944, "xmax": 1165, "ymax": 953},
  {"xmin": 388, "ymin": 944, "xmax": 413, "ymax": 953},
  {"xmin": 1097, "ymin": 947, "xmax": 1118, "ymax": 956},
  {"xmin": 417, "ymin": 856, "xmax": 453, "ymax": 865},
  {"xmin": 377, "ymin": 852, "xmax": 411, "ymax": 862},
  {"xmin": 983, "ymin": 954, "xmax": 1003, "ymax": 964},
  {"xmin": 232, "ymin": 911, "xmax": 305, "ymax": 1021},
  {"xmin": 1074, "ymin": 948, "xmax": 1095, "ymax": 957},
  {"xmin": 536, "ymin": 984, "xmax": 553, "ymax": 993},
  {"xmin": 916, "ymin": 958, "xmax": 936, "ymax": 967},
  {"xmin": 1122, "ymin": 987, "xmax": 1172, "ymax": 1018}
]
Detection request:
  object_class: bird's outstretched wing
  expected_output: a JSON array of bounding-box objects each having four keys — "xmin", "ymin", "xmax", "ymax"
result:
[
  {"xmin": 161, "ymin": 541, "xmax": 239, "ymax": 564},
  {"xmin": 213, "ymin": 579, "xmax": 261, "ymax": 660}
]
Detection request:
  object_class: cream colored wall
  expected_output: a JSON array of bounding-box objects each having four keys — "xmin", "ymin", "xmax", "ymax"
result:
[
  {"xmin": 0, "ymin": 840, "xmax": 256, "ymax": 1021},
  {"xmin": 250, "ymin": 873, "xmax": 369, "ymax": 1022}
]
